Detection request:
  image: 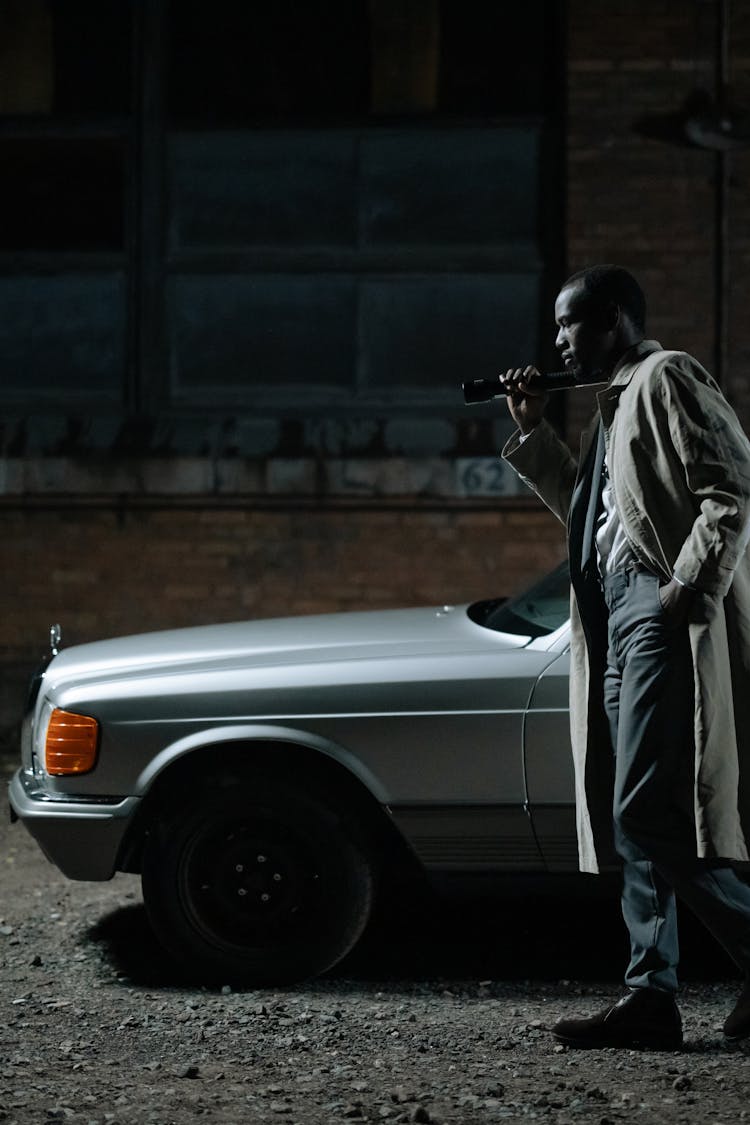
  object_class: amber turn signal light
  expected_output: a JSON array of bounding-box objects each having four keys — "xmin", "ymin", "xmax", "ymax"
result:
[{"xmin": 45, "ymin": 709, "xmax": 99, "ymax": 776}]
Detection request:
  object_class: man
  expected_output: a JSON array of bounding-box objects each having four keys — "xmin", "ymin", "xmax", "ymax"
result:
[{"xmin": 501, "ymin": 264, "xmax": 750, "ymax": 1049}]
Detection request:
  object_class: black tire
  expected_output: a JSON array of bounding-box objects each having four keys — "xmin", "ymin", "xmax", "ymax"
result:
[{"xmin": 141, "ymin": 779, "xmax": 376, "ymax": 985}]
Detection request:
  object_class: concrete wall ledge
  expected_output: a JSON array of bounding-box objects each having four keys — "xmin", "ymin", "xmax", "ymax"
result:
[{"xmin": 0, "ymin": 455, "xmax": 530, "ymax": 504}]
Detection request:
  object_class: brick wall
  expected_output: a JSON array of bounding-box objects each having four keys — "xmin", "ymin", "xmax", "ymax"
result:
[
  {"xmin": 1, "ymin": 503, "xmax": 565, "ymax": 645},
  {"xmin": 566, "ymin": 0, "xmax": 750, "ymax": 441}
]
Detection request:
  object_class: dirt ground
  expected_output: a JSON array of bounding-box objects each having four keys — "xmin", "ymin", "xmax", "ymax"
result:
[{"xmin": 3, "ymin": 755, "xmax": 750, "ymax": 1125}]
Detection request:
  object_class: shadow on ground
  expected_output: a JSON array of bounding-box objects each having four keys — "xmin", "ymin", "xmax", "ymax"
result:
[{"xmin": 88, "ymin": 879, "xmax": 740, "ymax": 990}]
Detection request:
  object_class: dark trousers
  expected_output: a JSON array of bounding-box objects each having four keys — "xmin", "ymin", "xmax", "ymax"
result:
[{"xmin": 602, "ymin": 568, "xmax": 750, "ymax": 992}]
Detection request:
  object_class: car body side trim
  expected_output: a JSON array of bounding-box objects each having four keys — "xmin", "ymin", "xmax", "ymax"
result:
[{"xmin": 389, "ymin": 803, "xmax": 544, "ymax": 870}]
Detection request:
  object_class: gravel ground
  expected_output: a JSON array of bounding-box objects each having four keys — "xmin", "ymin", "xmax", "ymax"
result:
[{"xmin": 3, "ymin": 756, "xmax": 750, "ymax": 1125}]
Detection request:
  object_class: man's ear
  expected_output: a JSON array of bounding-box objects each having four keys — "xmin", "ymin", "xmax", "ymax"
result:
[{"xmin": 604, "ymin": 302, "xmax": 620, "ymax": 332}]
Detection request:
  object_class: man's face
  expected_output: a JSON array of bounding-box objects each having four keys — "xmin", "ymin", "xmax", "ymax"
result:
[{"xmin": 554, "ymin": 283, "xmax": 617, "ymax": 379}]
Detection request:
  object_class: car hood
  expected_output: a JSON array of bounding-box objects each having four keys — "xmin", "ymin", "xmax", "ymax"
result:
[{"xmin": 43, "ymin": 605, "xmax": 529, "ymax": 689}]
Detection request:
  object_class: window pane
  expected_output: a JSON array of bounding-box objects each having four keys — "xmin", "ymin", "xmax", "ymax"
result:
[
  {"xmin": 438, "ymin": 0, "xmax": 554, "ymax": 116},
  {"xmin": 0, "ymin": 0, "xmax": 132, "ymax": 117},
  {"xmin": 169, "ymin": 133, "xmax": 358, "ymax": 248},
  {"xmin": 360, "ymin": 274, "xmax": 540, "ymax": 391},
  {"xmin": 51, "ymin": 0, "xmax": 132, "ymax": 116},
  {"xmin": 0, "ymin": 274, "xmax": 126, "ymax": 402},
  {"xmin": 168, "ymin": 0, "xmax": 370, "ymax": 124},
  {"xmin": 168, "ymin": 275, "xmax": 357, "ymax": 398},
  {"xmin": 360, "ymin": 128, "xmax": 539, "ymax": 247},
  {"xmin": 0, "ymin": 138, "xmax": 124, "ymax": 250}
]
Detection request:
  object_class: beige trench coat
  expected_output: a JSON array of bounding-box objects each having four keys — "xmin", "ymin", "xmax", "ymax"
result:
[{"xmin": 503, "ymin": 340, "xmax": 750, "ymax": 873}]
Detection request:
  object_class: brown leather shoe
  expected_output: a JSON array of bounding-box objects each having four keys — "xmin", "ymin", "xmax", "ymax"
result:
[
  {"xmin": 724, "ymin": 980, "xmax": 750, "ymax": 1041},
  {"xmin": 552, "ymin": 988, "xmax": 682, "ymax": 1050}
]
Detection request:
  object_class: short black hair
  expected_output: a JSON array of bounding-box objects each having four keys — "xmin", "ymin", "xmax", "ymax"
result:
[{"xmin": 562, "ymin": 264, "xmax": 647, "ymax": 335}]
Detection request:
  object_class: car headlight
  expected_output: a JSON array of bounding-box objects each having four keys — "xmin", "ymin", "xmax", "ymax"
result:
[{"xmin": 44, "ymin": 708, "xmax": 100, "ymax": 776}]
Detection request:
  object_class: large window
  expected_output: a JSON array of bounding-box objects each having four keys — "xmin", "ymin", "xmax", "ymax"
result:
[
  {"xmin": 0, "ymin": 0, "xmax": 563, "ymax": 468},
  {"xmin": 162, "ymin": 0, "xmax": 562, "ymax": 421},
  {"xmin": 0, "ymin": 0, "xmax": 132, "ymax": 408}
]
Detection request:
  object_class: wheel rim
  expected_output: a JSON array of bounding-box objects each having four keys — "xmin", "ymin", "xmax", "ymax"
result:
[{"xmin": 178, "ymin": 811, "xmax": 324, "ymax": 954}]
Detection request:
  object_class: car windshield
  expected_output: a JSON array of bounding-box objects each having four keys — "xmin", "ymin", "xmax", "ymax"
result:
[{"xmin": 468, "ymin": 561, "xmax": 570, "ymax": 638}]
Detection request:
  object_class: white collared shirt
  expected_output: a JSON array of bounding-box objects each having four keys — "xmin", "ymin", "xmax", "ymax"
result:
[{"xmin": 596, "ymin": 455, "xmax": 638, "ymax": 576}]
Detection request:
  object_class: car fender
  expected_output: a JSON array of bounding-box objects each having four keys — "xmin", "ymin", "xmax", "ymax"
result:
[{"xmin": 134, "ymin": 722, "xmax": 390, "ymax": 803}]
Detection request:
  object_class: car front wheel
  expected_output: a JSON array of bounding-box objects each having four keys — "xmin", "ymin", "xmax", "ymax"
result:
[{"xmin": 141, "ymin": 779, "xmax": 376, "ymax": 985}]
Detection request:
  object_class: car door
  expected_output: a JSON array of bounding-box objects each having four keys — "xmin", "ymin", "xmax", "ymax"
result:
[{"xmin": 345, "ymin": 641, "xmax": 551, "ymax": 873}]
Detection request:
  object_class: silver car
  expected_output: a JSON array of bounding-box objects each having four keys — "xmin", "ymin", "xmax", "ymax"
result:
[{"xmin": 9, "ymin": 562, "xmax": 577, "ymax": 984}]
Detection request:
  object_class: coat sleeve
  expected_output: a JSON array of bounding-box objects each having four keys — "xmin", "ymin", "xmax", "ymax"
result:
[
  {"xmin": 501, "ymin": 418, "xmax": 579, "ymax": 525},
  {"xmin": 661, "ymin": 359, "xmax": 750, "ymax": 597}
]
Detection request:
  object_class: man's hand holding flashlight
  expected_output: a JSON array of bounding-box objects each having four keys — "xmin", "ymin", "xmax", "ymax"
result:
[{"xmin": 499, "ymin": 366, "xmax": 550, "ymax": 435}]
